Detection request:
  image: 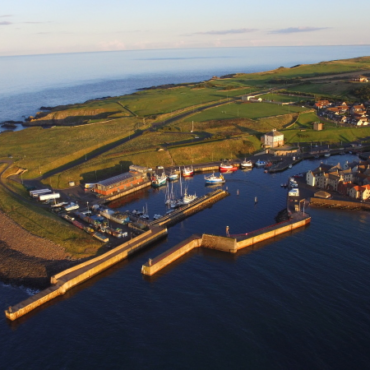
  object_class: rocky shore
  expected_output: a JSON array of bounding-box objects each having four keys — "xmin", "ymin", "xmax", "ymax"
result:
[{"xmin": 0, "ymin": 211, "xmax": 75, "ymax": 289}]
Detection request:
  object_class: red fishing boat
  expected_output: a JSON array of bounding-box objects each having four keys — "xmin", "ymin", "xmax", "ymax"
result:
[
  {"xmin": 182, "ymin": 166, "xmax": 194, "ymax": 177},
  {"xmin": 219, "ymin": 161, "xmax": 238, "ymax": 172}
]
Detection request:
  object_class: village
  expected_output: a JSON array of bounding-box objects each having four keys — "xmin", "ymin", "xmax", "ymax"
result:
[
  {"xmin": 306, "ymin": 154, "xmax": 370, "ymax": 201},
  {"xmin": 315, "ymin": 75, "xmax": 370, "ymax": 126}
]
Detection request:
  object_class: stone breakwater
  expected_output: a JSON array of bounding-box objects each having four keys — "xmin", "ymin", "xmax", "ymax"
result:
[{"xmin": 0, "ymin": 211, "xmax": 74, "ymax": 288}]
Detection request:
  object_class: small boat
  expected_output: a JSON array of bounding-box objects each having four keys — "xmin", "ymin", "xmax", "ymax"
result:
[
  {"xmin": 240, "ymin": 158, "xmax": 253, "ymax": 168},
  {"xmin": 168, "ymin": 170, "xmax": 179, "ymax": 181},
  {"xmin": 288, "ymin": 164, "xmax": 293, "ymax": 169},
  {"xmin": 151, "ymin": 172, "xmax": 167, "ymax": 187},
  {"xmin": 64, "ymin": 202, "xmax": 79, "ymax": 211},
  {"xmin": 219, "ymin": 161, "xmax": 238, "ymax": 172},
  {"xmin": 255, "ymin": 159, "xmax": 267, "ymax": 167},
  {"xmin": 182, "ymin": 166, "xmax": 194, "ymax": 177},
  {"xmin": 324, "ymin": 152, "xmax": 331, "ymax": 157},
  {"xmin": 153, "ymin": 214, "xmax": 162, "ymax": 220},
  {"xmin": 264, "ymin": 162, "xmax": 273, "ymax": 168},
  {"xmin": 204, "ymin": 172, "xmax": 225, "ymax": 185},
  {"xmin": 181, "ymin": 189, "xmax": 197, "ymax": 205}
]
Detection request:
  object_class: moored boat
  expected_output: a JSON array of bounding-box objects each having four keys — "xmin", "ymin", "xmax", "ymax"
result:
[
  {"xmin": 240, "ymin": 159, "xmax": 253, "ymax": 168},
  {"xmin": 151, "ymin": 172, "xmax": 167, "ymax": 187},
  {"xmin": 204, "ymin": 172, "xmax": 225, "ymax": 185},
  {"xmin": 219, "ymin": 161, "xmax": 238, "ymax": 172},
  {"xmin": 255, "ymin": 159, "xmax": 267, "ymax": 167},
  {"xmin": 168, "ymin": 169, "xmax": 180, "ymax": 181},
  {"xmin": 182, "ymin": 166, "xmax": 194, "ymax": 177}
]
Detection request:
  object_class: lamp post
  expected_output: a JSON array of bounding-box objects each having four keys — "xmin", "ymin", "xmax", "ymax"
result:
[{"xmin": 87, "ymin": 201, "xmax": 89, "ymax": 213}]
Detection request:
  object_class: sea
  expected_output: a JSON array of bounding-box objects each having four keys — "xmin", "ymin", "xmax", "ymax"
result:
[{"xmin": 1, "ymin": 46, "xmax": 370, "ymax": 369}]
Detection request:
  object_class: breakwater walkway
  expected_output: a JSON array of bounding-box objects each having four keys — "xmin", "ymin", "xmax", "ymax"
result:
[
  {"xmin": 142, "ymin": 212, "xmax": 311, "ymax": 276},
  {"xmin": 5, "ymin": 226, "xmax": 167, "ymax": 321},
  {"xmin": 150, "ymin": 189, "xmax": 229, "ymax": 227}
]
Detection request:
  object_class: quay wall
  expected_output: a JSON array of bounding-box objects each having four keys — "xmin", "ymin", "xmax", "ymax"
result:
[
  {"xmin": 141, "ymin": 236, "xmax": 202, "ymax": 276},
  {"xmin": 5, "ymin": 227, "xmax": 167, "ymax": 321},
  {"xmin": 142, "ymin": 215, "xmax": 311, "ymax": 276},
  {"xmin": 310, "ymin": 197, "xmax": 370, "ymax": 210},
  {"xmin": 237, "ymin": 217, "xmax": 310, "ymax": 249}
]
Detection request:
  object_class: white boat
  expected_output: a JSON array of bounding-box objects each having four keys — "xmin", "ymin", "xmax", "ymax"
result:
[
  {"xmin": 240, "ymin": 159, "xmax": 253, "ymax": 168},
  {"xmin": 204, "ymin": 172, "xmax": 225, "ymax": 185},
  {"xmin": 180, "ymin": 189, "xmax": 197, "ymax": 205},
  {"xmin": 64, "ymin": 202, "xmax": 79, "ymax": 211},
  {"xmin": 324, "ymin": 152, "xmax": 331, "ymax": 157},
  {"xmin": 168, "ymin": 168, "xmax": 180, "ymax": 181},
  {"xmin": 153, "ymin": 214, "xmax": 162, "ymax": 220},
  {"xmin": 51, "ymin": 201, "xmax": 68, "ymax": 208},
  {"xmin": 151, "ymin": 172, "xmax": 167, "ymax": 187}
]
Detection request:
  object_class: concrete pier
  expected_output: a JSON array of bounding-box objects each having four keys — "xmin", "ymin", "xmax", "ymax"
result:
[
  {"xmin": 141, "ymin": 213, "xmax": 311, "ymax": 276},
  {"xmin": 5, "ymin": 226, "xmax": 167, "ymax": 321},
  {"xmin": 150, "ymin": 189, "xmax": 229, "ymax": 228}
]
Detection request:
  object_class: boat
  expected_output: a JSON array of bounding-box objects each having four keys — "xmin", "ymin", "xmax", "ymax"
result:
[
  {"xmin": 168, "ymin": 169, "xmax": 180, "ymax": 181},
  {"xmin": 151, "ymin": 172, "xmax": 167, "ymax": 187},
  {"xmin": 240, "ymin": 159, "xmax": 253, "ymax": 168},
  {"xmin": 182, "ymin": 166, "xmax": 194, "ymax": 177},
  {"xmin": 64, "ymin": 202, "xmax": 79, "ymax": 211},
  {"xmin": 324, "ymin": 152, "xmax": 331, "ymax": 157},
  {"xmin": 180, "ymin": 188, "xmax": 197, "ymax": 205},
  {"xmin": 219, "ymin": 161, "xmax": 238, "ymax": 172},
  {"xmin": 204, "ymin": 172, "xmax": 225, "ymax": 185},
  {"xmin": 255, "ymin": 159, "xmax": 267, "ymax": 167},
  {"xmin": 153, "ymin": 214, "xmax": 162, "ymax": 220},
  {"xmin": 51, "ymin": 201, "xmax": 68, "ymax": 208},
  {"xmin": 100, "ymin": 208, "xmax": 130, "ymax": 224}
]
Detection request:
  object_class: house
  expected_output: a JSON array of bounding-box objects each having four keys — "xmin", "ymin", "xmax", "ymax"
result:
[
  {"xmin": 350, "ymin": 104, "xmax": 366, "ymax": 115},
  {"xmin": 249, "ymin": 97, "xmax": 263, "ymax": 103},
  {"xmin": 315, "ymin": 100, "xmax": 331, "ymax": 109},
  {"xmin": 333, "ymin": 115, "xmax": 347, "ymax": 124},
  {"xmin": 242, "ymin": 95, "xmax": 257, "ymax": 102},
  {"xmin": 94, "ymin": 172, "xmax": 146, "ymax": 196},
  {"xmin": 262, "ymin": 129, "xmax": 284, "ymax": 148},
  {"xmin": 313, "ymin": 122, "xmax": 323, "ymax": 130},
  {"xmin": 337, "ymin": 181, "xmax": 351, "ymax": 196},
  {"xmin": 348, "ymin": 185, "xmax": 362, "ymax": 199},
  {"xmin": 360, "ymin": 185, "xmax": 370, "ymax": 200},
  {"xmin": 351, "ymin": 76, "xmax": 369, "ymax": 83}
]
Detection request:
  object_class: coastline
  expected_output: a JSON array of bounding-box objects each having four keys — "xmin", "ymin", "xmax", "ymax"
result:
[{"xmin": 0, "ymin": 211, "xmax": 76, "ymax": 289}]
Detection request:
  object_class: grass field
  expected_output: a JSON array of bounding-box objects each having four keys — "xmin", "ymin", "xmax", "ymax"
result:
[
  {"xmin": 259, "ymin": 93, "xmax": 313, "ymax": 103},
  {"xmin": 184, "ymin": 102, "xmax": 307, "ymax": 122},
  {"xmin": 0, "ymin": 165, "xmax": 101, "ymax": 257},
  {"xmin": 284, "ymin": 126, "xmax": 370, "ymax": 145},
  {"xmin": 0, "ymin": 118, "xmax": 141, "ymax": 179},
  {"xmin": 285, "ymin": 82, "xmax": 364, "ymax": 99}
]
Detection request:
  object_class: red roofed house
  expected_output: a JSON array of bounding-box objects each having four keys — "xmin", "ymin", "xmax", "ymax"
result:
[{"xmin": 315, "ymin": 100, "xmax": 331, "ymax": 109}]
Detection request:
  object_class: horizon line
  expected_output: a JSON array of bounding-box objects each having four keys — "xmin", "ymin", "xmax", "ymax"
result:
[{"xmin": 1, "ymin": 43, "xmax": 370, "ymax": 58}]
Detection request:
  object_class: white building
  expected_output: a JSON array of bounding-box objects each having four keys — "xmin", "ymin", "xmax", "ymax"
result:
[{"xmin": 262, "ymin": 129, "xmax": 284, "ymax": 148}]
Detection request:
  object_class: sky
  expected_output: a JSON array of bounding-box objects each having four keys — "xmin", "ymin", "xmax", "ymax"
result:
[{"xmin": 1, "ymin": 0, "xmax": 370, "ymax": 56}]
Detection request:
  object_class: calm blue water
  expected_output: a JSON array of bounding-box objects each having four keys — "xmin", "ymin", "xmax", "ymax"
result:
[
  {"xmin": 1, "ymin": 47, "xmax": 370, "ymax": 368},
  {"xmin": 1, "ymin": 155, "xmax": 370, "ymax": 369}
]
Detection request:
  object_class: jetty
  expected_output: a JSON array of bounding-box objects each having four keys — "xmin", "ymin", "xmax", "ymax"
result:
[
  {"xmin": 151, "ymin": 189, "xmax": 229, "ymax": 227},
  {"xmin": 5, "ymin": 227, "xmax": 167, "ymax": 321},
  {"xmin": 141, "ymin": 212, "xmax": 311, "ymax": 276}
]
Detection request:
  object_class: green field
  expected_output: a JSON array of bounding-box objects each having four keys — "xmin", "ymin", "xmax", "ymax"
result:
[
  {"xmin": 0, "ymin": 118, "xmax": 141, "ymax": 179},
  {"xmin": 184, "ymin": 102, "xmax": 307, "ymax": 122},
  {"xmin": 259, "ymin": 93, "xmax": 313, "ymax": 103},
  {"xmin": 0, "ymin": 165, "xmax": 101, "ymax": 257}
]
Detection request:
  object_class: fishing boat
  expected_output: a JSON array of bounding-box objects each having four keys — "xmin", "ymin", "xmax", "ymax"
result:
[
  {"xmin": 204, "ymin": 172, "xmax": 225, "ymax": 185},
  {"xmin": 180, "ymin": 188, "xmax": 197, "ymax": 205},
  {"xmin": 240, "ymin": 158, "xmax": 253, "ymax": 168},
  {"xmin": 182, "ymin": 166, "xmax": 194, "ymax": 177},
  {"xmin": 219, "ymin": 161, "xmax": 238, "ymax": 172},
  {"xmin": 168, "ymin": 168, "xmax": 180, "ymax": 181},
  {"xmin": 64, "ymin": 202, "xmax": 79, "ymax": 211},
  {"xmin": 255, "ymin": 159, "xmax": 267, "ymax": 167},
  {"xmin": 151, "ymin": 172, "xmax": 167, "ymax": 187}
]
